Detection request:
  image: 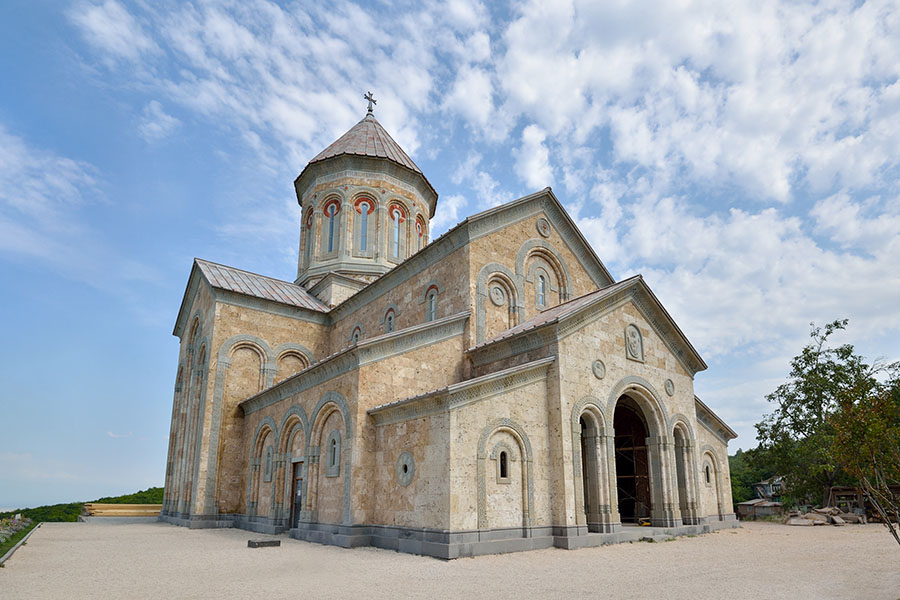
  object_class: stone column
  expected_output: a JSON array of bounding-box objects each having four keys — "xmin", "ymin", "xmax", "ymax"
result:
[
  {"xmin": 582, "ymin": 427, "xmax": 601, "ymax": 531},
  {"xmin": 647, "ymin": 435, "xmax": 682, "ymax": 527},
  {"xmin": 603, "ymin": 433, "xmax": 622, "ymax": 531},
  {"xmin": 677, "ymin": 442, "xmax": 700, "ymax": 525},
  {"xmin": 595, "ymin": 434, "xmax": 620, "ymax": 532}
]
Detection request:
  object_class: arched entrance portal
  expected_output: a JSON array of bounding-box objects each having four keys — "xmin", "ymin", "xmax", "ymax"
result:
[{"xmin": 614, "ymin": 397, "xmax": 651, "ymax": 523}]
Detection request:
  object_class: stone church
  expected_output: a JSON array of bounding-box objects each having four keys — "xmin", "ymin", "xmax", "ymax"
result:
[{"xmin": 161, "ymin": 100, "xmax": 738, "ymax": 558}]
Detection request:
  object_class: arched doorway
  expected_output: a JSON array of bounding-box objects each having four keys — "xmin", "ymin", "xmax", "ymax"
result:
[{"xmin": 613, "ymin": 397, "xmax": 651, "ymax": 523}]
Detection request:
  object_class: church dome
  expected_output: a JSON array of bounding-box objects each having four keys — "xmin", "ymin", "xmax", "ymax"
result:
[{"xmin": 293, "ymin": 98, "xmax": 438, "ymax": 304}]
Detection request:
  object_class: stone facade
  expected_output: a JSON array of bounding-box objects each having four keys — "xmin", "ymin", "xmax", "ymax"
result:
[{"xmin": 161, "ymin": 110, "xmax": 738, "ymax": 557}]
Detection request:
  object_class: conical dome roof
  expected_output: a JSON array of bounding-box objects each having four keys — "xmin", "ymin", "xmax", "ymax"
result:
[
  {"xmin": 293, "ymin": 110, "xmax": 438, "ymax": 216},
  {"xmin": 308, "ymin": 112, "xmax": 424, "ymax": 175}
]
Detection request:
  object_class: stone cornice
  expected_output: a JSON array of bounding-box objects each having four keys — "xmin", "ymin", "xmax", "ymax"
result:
[
  {"xmin": 239, "ymin": 311, "xmax": 470, "ymax": 415},
  {"xmin": 173, "ymin": 261, "xmax": 204, "ymax": 337},
  {"xmin": 695, "ymin": 396, "xmax": 737, "ymax": 443},
  {"xmin": 368, "ymin": 356, "xmax": 555, "ymax": 426}
]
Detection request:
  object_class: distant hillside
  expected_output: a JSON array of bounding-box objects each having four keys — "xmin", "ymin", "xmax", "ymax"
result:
[{"xmin": 0, "ymin": 487, "xmax": 164, "ymax": 522}]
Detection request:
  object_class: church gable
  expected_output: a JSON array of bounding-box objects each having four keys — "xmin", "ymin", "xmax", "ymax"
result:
[
  {"xmin": 469, "ymin": 276, "xmax": 706, "ymax": 378},
  {"xmin": 465, "ymin": 188, "xmax": 614, "ymax": 345}
]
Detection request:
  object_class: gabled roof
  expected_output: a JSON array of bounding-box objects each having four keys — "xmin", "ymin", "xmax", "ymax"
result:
[
  {"xmin": 471, "ymin": 276, "xmax": 641, "ymax": 350},
  {"xmin": 695, "ymin": 396, "xmax": 738, "ymax": 441},
  {"xmin": 195, "ymin": 259, "xmax": 329, "ymax": 312},
  {"xmin": 469, "ymin": 274, "xmax": 707, "ymax": 375},
  {"xmin": 173, "ymin": 259, "xmax": 329, "ymax": 336}
]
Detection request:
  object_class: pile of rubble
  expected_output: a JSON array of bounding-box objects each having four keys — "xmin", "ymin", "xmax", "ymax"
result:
[
  {"xmin": 785, "ymin": 506, "xmax": 867, "ymax": 526},
  {"xmin": 0, "ymin": 514, "xmax": 33, "ymax": 543}
]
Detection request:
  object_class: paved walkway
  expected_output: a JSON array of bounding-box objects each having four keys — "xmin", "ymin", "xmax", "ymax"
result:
[{"xmin": 1, "ymin": 520, "xmax": 897, "ymax": 599}]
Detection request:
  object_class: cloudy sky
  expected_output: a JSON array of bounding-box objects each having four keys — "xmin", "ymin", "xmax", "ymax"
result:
[{"xmin": 2, "ymin": 0, "xmax": 898, "ymax": 508}]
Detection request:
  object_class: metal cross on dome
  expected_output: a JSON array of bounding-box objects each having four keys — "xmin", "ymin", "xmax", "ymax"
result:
[{"xmin": 364, "ymin": 91, "xmax": 377, "ymax": 114}]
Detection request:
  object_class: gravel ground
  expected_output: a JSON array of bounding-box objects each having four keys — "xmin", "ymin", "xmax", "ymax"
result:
[{"xmin": 1, "ymin": 520, "xmax": 898, "ymax": 599}]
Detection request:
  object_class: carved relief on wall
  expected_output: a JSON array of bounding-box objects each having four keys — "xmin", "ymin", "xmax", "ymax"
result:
[
  {"xmin": 665, "ymin": 378, "xmax": 675, "ymax": 396},
  {"xmin": 625, "ymin": 324, "xmax": 644, "ymax": 362},
  {"xmin": 536, "ymin": 217, "xmax": 552, "ymax": 238},
  {"xmin": 489, "ymin": 284, "xmax": 506, "ymax": 306},
  {"xmin": 591, "ymin": 359, "xmax": 606, "ymax": 379}
]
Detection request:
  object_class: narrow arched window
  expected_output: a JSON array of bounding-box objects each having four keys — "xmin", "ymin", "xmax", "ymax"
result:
[
  {"xmin": 386, "ymin": 312, "xmax": 395, "ymax": 332},
  {"xmin": 351, "ymin": 327, "xmax": 361, "ymax": 345},
  {"xmin": 304, "ymin": 213, "xmax": 313, "ymax": 265},
  {"xmin": 705, "ymin": 464, "xmax": 711, "ymax": 484},
  {"xmin": 416, "ymin": 218, "xmax": 425, "ymax": 252},
  {"xmin": 359, "ymin": 201, "xmax": 369, "ymax": 251},
  {"xmin": 326, "ymin": 203, "xmax": 338, "ymax": 253},
  {"xmin": 330, "ymin": 437, "xmax": 338, "ymax": 468},
  {"xmin": 537, "ymin": 274, "xmax": 546, "ymax": 307},
  {"xmin": 391, "ymin": 208, "xmax": 401, "ymax": 257},
  {"xmin": 426, "ymin": 290, "xmax": 437, "ymax": 322},
  {"xmin": 499, "ymin": 451, "xmax": 508, "ymax": 479}
]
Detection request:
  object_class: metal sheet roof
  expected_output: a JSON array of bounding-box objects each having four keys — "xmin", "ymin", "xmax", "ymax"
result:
[
  {"xmin": 307, "ymin": 113, "xmax": 423, "ymax": 174},
  {"xmin": 196, "ymin": 259, "xmax": 329, "ymax": 313},
  {"xmin": 471, "ymin": 276, "xmax": 641, "ymax": 351}
]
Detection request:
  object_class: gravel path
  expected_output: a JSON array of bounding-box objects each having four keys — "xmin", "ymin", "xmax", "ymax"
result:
[{"xmin": 1, "ymin": 521, "xmax": 897, "ymax": 599}]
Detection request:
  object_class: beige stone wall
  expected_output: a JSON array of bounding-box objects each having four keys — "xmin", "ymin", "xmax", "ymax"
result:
[
  {"xmin": 696, "ymin": 422, "xmax": 732, "ymax": 518},
  {"xmin": 167, "ymin": 280, "xmax": 217, "ymax": 515},
  {"xmin": 466, "ymin": 212, "xmax": 605, "ymax": 348},
  {"xmin": 448, "ymin": 376, "xmax": 553, "ymax": 531},
  {"xmin": 371, "ymin": 413, "xmax": 450, "ymax": 529},
  {"xmin": 207, "ymin": 301, "xmax": 328, "ymax": 514},
  {"xmin": 327, "ymin": 244, "xmax": 470, "ymax": 355},
  {"xmin": 239, "ymin": 369, "xmax": 358, "ymax": 523}
]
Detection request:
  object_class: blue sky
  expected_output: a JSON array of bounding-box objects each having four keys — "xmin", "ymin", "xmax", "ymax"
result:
[{"xmin": 2, "ymin": 0, "xmax": 898, "ymax": 509}]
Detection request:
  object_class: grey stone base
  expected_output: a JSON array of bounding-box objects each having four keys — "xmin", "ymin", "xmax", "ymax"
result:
[
  {"xmin": 158, "ymin": 511, "xmax": 739, "ymax": 559},
  {"xmin": 291, "ymin": 523, "xmax": 556, "ymax": 559},
  {"xmin": 158, "ymin": 511, "xmax": 237, "ymax": 529}
]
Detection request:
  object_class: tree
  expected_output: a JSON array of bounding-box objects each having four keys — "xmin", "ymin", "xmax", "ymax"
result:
[
  {"xmin": 729, "ymin": 446, "xmax": 778, "ymax": 505},
  {"xmin": 756, "ymin": 320, "xmax": 879, "ymax": 505},
  {"xmin": 832, "ymin": 372, "xmax": 900, "ymax": 547}
]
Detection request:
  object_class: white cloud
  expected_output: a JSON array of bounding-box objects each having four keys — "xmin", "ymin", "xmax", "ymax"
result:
[
  {"xmin": 430, "ymin": 193, "xmax": 467, "ymax": 234},
  {"xmin": 138, "ymin": 100, "xmax": 181, "ymax": 142},
  {"xmin": 514, "ymin": 124, "xmax": 553, "ymax": 189},
  {"xmin": 69, "ymin": 0, "xmax": 157, "ymax": 62},
  {"xmin": 0, "ymin": 123, "xmax": 163, "ymax": 297}
]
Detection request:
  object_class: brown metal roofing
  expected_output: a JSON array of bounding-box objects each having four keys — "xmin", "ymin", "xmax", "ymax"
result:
[
  {"xmin": 307, "ymin": 113, "xmax": 423, "ymax": 174},
  {"xmin": 471, "ymin": 276, "xmax": 641, "ymax": 351},
  {"xmin": 195, "ymin": 259, "xmax": 329, "ymax": 313}
]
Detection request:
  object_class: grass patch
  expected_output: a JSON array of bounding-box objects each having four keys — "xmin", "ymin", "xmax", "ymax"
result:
[
  {"xmin": 0, "ymin": 521, "xmax": 38, "ymax": 560},
  {"xmin": 0, "ymin": 487, "xmax": 164, "ymax": 523}
]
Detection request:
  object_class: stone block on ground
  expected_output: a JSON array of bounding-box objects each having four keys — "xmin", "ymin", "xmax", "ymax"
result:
[
  {"xmin": 248, "ymin": 539, "xmax": 281, "ymax": 548},
  {"xmin": 787, "ymin": 518, "xmax": 814, "ymax": 526}
]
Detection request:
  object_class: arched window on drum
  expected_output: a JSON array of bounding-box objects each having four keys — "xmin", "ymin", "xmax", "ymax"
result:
[
  {"xmin": 354, "ymin": 197, "xmax": 375, "ymax": 256},
  {"xmin": 388, "ymin": 203, "xmax": 407, "ymax": 260},
  {"xmin": 322, "ymin": 198, "xmax": 341, "ymax": 256},
  {"xmin": 415, "ymin": 216, "xmax": 427, "ymax": 252},
  {"xmin": 303, "ymin": 210, "xmax": 314, "ymax": 267}
]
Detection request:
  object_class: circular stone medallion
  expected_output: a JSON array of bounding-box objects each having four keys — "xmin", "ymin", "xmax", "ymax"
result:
[
  {"xmin": 395, "ymin": 451, "xmax": 415, "ymax": 487},
  {"xmin": 536, "ymin": 217, "xmax": 552, "ymax": 238},
  {"xmin": 489, "ymin": 284, "xmax": 506, "ymax": 306},
  {"xmin": 592, "ymin": 359, "xmax": 606, "ymax": 379},
  {"xmin": 665, "ymin": 378, "xmax": 675, "ymax": 396}
]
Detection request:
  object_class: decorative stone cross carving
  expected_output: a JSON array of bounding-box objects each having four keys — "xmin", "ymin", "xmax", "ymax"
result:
[{"xmin": 364, "ymin": 91, "xmax": 377, "ymax": 113}]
